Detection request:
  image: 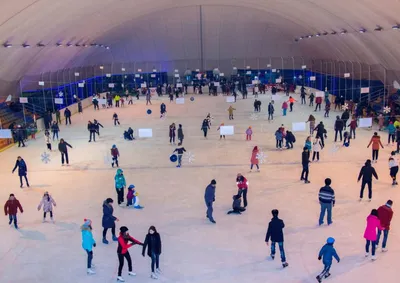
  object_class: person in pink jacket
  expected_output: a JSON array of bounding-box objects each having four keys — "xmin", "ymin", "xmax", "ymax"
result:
[
  {"xmin": 249, "ymin": 146, "xmax": 260, "ymax": 172},
  {"xmin": 364, "ymin": 209, "xmax": 383, "ymax": 260},
  {"xmin": 282, "ymin": 101, "xmax": 288, "ymax": 116}
]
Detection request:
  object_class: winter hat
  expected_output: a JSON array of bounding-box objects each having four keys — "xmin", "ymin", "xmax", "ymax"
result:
[
  {"xmin": 303, "ymin": 146, "xmax": 308, "ymax": 151},
  {"xmin": 211, "ymin": 179, "xmax": 217, "ymax": 185},
  {"xmin": 112, "ymin": 144, "xmax": 116, "ymax": 148},
  {"xmin": 106, "ymin": 198, "xmax": 113, "ymax": 204},
  {"xmin": 83, "ymin": 219, "xmax": 92, "ymax": 227},
  {"xmin": 9, "ymin": 193, "xmax": 14, "ymax": 197},
  {"xmin": 120, "ymin": 226, "xmax": 129, "ymax": 233},
  {"xmin": 365, "ymin": 159, "xmax": 372, "ymax": 165},
  {"xmin": 326, "ymin": 237, "xmax": 335, "ymax": 244},
  {"xmin": 128, "ymin": 184, "xmax": 135, "ymax": 189}
]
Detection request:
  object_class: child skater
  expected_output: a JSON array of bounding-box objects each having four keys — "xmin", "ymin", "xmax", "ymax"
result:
[
  {"xmin": 316, "ymin": 237, "xmax": 340, "ymax": 282},
  {"xmin": 227, "ymin": 194, "xmax": 246, "ymax": 214},
  {"xmin": 217, "ymin": 123, "xmax": 226, "ymax": 140},
  {"xmin": 343, "ymin": 131, "xmax": 350, "ymax": 146},
  {"xmin": 37, "ymin": 191, "xmax": 56, "ymax": 222},
  {"xmin": 246, "ymin": 126, "xmax": 253, "ymax": 141},
  {"xmin": 250, "ymin": 146, "xmax": 260, "ymax": 172},
  {"xmin": 389, "ymin": 151, "xmax": 399, "ymax": 185},
  {"xmin": 45, "ymin": 130, "xmax": 52, "ymax": 151},
  {"xmin": 324, "ymin": 101, "xmax": 331, "ymax": 118},
  {"xmin": 127, "ymin": 185, "xmax": 144, "ymax": 209},
  {"xmin": 111, "ymin": 145, "xmax": 120, "ymax": 168},
  {"xmin": 81, "ymin": 219, "xmax": 96, "ymax": 275},
  {"xmin": 113, "ymin": 113, "xmax": 120, "ymax": 126},
  {"xmin": 173, "ymin": 144, "xmax": 186, "ymax": 168}
]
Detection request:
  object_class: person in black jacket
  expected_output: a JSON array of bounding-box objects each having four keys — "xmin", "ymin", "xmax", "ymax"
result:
[
  {"xmin": 301, "ymin": 147, "xmax": 310, "ymax": 183},
  {"xmin": 227, "ymin": 194, "xmax": 246, "ymax": 214},
  {"xmin": 142, "ymin": 226, "xmax": 162, "ymax": 279},
  {"xmin": 318, "ymin": 178, "xmax": 335, "ymax": 226},
  {"xmin": 177, "ymin": 124, "xmax": 184, "ymax": 145},
  {"xmin": 314, "ymin": 122, "xmax": 326, "ymax": 148},
  {"xmin": 396, "ymin": 126, "xmax": 400, "ymax": 153},
  {"xmin": 58, "ymin": 139, "xmax": 73, "ymax": 165},
  {"xmin": 64, "ymin": 108, "xmax": 71, "ymax": 125},
  {"xmin": 15, "ymin": 126, "xmax": 25, "ymax": 147},
  {"xmin": 113, "ymin": 113, "xmax": 120, "ymax": 126},
  {"xmin": 12, "ymin": 156, "xmax": 29, "ymax": 188},
  {"xmin": 173, "ymin": 145, "xmax": 186, "ymax": 168},
  {"xmin": 334, "ymin": 116, "xmax": 344, "ymax": 142},
  {"xmin": 265, "ymin": 209, "xmax": 288, "ymax": 268},
  {"xmin": 358, "ymin": 159, "xmax": 378, "ymax": 201},
  {"xmin": 285, "ymin": 131, "xmax": 296, "ymax": 149},
  {"xmin": 51, "ymin": 121, "xmax": 60, "ymax": 140},
  {"xmin": 87, "ymin": 121, "xmax": 97, "ymax": 142},
  {"xmin": 94, "ymin": 119, "xmax": 103, "ymax": 136},
  {"xmin": 204, "ymin": 180, "xmax": 217, "ymax": 223},
  {"xmin": 268, "ymin": 102, "xmax": 274, "ymax": 121},
  {"xmin": 341, "ymin": 110, "xmax": 350, "ymax": 130}
]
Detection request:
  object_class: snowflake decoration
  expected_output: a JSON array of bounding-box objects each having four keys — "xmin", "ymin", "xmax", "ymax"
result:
[
  {"xmin": 383, "ymin": 106, "xmax": 391, "ymax": 114},
  {"xmin": 41, "ymin": 152, "xmax": 51, "ymax": 164},
  {"xmin": 182, "ymin": 152, "xmax": 195, "ymax": 164},
  {"xmin": 330, "ymin": 143, "xmax": 340, "ymax": 154},
  {"xmin": 256, "ymin": 151, "xmax": 267, "ymax": 164},
  {"xmin": 250, "ymin": 113, "xmax": 259, "ymax": 121},
  {"xmin": 342, "ymin": 103, "xmax": 349, "ymax": 111}
]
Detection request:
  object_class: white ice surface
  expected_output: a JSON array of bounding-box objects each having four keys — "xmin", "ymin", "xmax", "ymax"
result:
[{"xmin": 0, "ymin": 93, "xmax": 399, "ymax": 283}]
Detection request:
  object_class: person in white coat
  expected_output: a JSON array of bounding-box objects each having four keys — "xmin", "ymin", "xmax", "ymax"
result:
[
  {"xmin": 312, "ymin": 136, "xmax": 323, "ymax": 162},
  {"xmin": 37, "ymin": 191, "xmax": 57, "ymax": 222}
]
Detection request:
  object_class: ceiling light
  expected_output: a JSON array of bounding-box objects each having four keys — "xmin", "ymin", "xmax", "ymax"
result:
[
  {"xmin": 322, "ymin": 32, "xmax": 328, "ymax": 36},
  {"xmin": 359, "ymin": 28, "xmax": 366, "ymax": 33},
  {"xmin": 56, "ymin": 42, "xmax": 63, "ymax": 47},
  {"xmin": 3, "ymin": 42, "xmax": 12, "ymax": 48},
  {"xmin": 22, "ymin": 43, "xmax": 31, "ymax": 48},
  {"xmin": 66, "ymin": 43, "xmax": 73, "ymax": 47},
  {"xmin": 100, "ymin": 44, "xmax": 104, "ymax": 47},
  {"xmin": 299, "ymin": 36, "xmax": 303, "ymax": 40},
  {"xmin": 316, "ymin": 33, "xmax": 321, "ymax": 37},
  {"xmin": 75, "ymin": 44, "xmax": 81, "ymax": 47},
  {"xmin": 294, "ymin": 38, "xmax": 299, "ymax": 42},
  {"xmin": 105, "ymin": 46, "xmax": 110, "ymax": 50},
  {"xmin": 341, "ymin": 29, "xmax": 347, "ymax": 34},
  {"xmin": 331, "ymin": 31, "xmax": 337, "ymax": 35},
  {"xmin": 392, "ymin": 25, "xmax": 400, "ymax": 30},
  {"xmin": 374, "ymin": 26, "xmax": 383, "ymax": 31},
  {"xmin": 37, "ymin": 42, "xmax": 45, "ymax": 47},
  {"xmin": 308, "ymin": 35, "xmax": 313, "ymax": 38},
  {"xmin": 83, "ymin": 44, "xmax": 88, "ymax": 47}
]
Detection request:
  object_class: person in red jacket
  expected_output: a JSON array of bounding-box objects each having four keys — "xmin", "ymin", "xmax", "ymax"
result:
[
  {"xmin": 117, "ymin": 226, "xmax": 143, "ymax": 282},
  {"xmin": 4, "ymin": 193, "xmax": 23, "ymax": 229},
  {"xmin": 236, "ymin": 173, "xmax": 249, "ymax": 208},
  {"xmin": 376, "ymin": 200, "xmax": 394, "ymax": 252},
  {"xmin": 348, "ymin": 118, "xmax": 357, "ymax": 139}
]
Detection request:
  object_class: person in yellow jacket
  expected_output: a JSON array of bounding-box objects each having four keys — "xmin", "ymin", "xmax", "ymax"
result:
[
  {"xmin": 228, "ymin": 106, "xmax": 236, "ymax": 120},
  {"xmin": 114, "ymin": 95, "xmax": 121, "ymax": 107}
]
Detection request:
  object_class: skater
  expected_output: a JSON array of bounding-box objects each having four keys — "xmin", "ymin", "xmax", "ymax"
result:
[
  {"xmin": 396, "ymin": 126, "xmax": 400, "ymax": 153},
  {"xmin": 246, "ymin": 126, "xmax": 252, "ymax": 141},
  {"xmin": 315, "ymin": 96, "xmax": 322, "ymax": 111},
  {"xmin": 288, "ymin": 96, "xmax": 296, "ymax": 112},
  {"xmin": 358, "ymin": 159, "xmax": 378, "ymax": 201},
  {"xmin": 201, "ymin": 119, "xmax": 210, "ymax": 138},
  {"xmin": 88, "ymin": 121, "xmax": 97, "ymax": 142},
  {"xmin": 376, "ymin": 200, "xmax": 394, "ymax": 252},
  {"xmin": 343, "ymin": 131, "xmax": 350, "ymax": 146},
  {"xmin": 285, "ymin": 130, "xmax": 295, "ymax": 149},
  {"xmin": 334, "ymin": 116, "xmax": 344, "ymax": 142},
  {"xmin": 117, "ymin": 226, "xmax": 143, "ymax": 282},
  {"xmin": 81, "ymin": 219, "xmax": 96, "ymax": 275},
  {"xmin": 389, "ymin": 151, "xmax": 398, "ymax": 185},
  {"xmin": 282, "ymin": 101, "xmax": 288, "ymax": 116},
  {"xmin": 250, "ymin": 146, "xmax": 260, "ymax": 172},
  {"xmin": 324, "ymin": 101, "xmax": 330, "ymax": 117},
  {"xmin": 127, "ymin": 127, "xmax": 134, "ymax": 140},
  {"xmin": 314, "ymin": 122, "xmax": 327, "ymax": 148},
  {"xmin": 265, "ymin": 209, "xmax": 288, "ymax": 268},
  {"xmin": 55, "ymin": 109, "xmax": 61, "ymax": 124},
  {"xmin": 236, "ymin": 173, "xmax": 249, "ymax": 207},
  {"xmin": 268, "ymin": 102, "xmax": 274, "ymax": 121},
  {"xmin": 37, "ymin": 191, "xmax": 56, "ymax": 222},
  {"xmin": 64, "ymin": 107, "xmax": 72, "ymax": 125},
  {"xmin": 312, "ymin": 136, "xmax": 323, "ymax": 161},
  {"xmin": 115, "ymin": 169, "xmax": 126, "ymax": 205},
  {"xmin": 341, "ymin": 109, "xmax": 350, "ymax": 130},
  {"xmin": 378, "ymin": 114, "xmax": 384, "ymax": 131},
  {"xmin": 169, "ymin": 123, "xmax": 176, "ymax": 144},
  {"xmin": 15, "ymin": 126, "xmax": 25, "ymax": 147},
  {"xmin": 128, "ymin": 94, "xmax": 133, "ymax": 105},
  {"xmin": 94, "ymin": 119, "xmax": 103, "ymax": 136},
  {"xmin": 363, "ymin": 209, "xmax": 383, "ymax": 260},
  {"xmin": 146, "ymin": 90, "xmax": 152, "ymax": 105},
  {"xmin": 204, "ymin": 179, "xmax": 217, "ymax": 224},
  {"xmin": 45, "ymin": 130, "xmax": 52, "ymax": 151},
  {"xmin": 387, "ymin": 121, "xmax": 396, "ymax": 146},
  {"xmin": 309, "ymin": 92, "xmax": 315, "ymax": 106},
  {"xmin": 217, "ymin": 123, "xmax": 226, "ymax": 140},
  {"xmin": 305, "ymin": 136, "xmax": 312, "ymax": 157},
  {"xmin": 275, "ymin": 129, "xmax": 283, "ymax": 149},
  {"xmin": 4, "ymin": 194, "xmax": 23, "ymax": 229},
  {"xmin": 306, "ymin": 115, "xmax": 316, "ymax": 135},
  {"xmin": 58, "ymin": 139, "xmax": 73, "ymax": 166},
  {"xmin": 316, "ymin": 237, "xmax": 340, "ymax": 282},
  {"xmin": 160, "ymin": 103, "xmax": 166, "ymax": 118},
  {"xmin": 173, "ymin": 145, "xmax": 186, "ymax": 168},
  {"xmin": 318, "ymin": 178, "xmax": 335, "ymax": 226},
  {"xmin": 111, "ymin": 145, "xmax": 120, "ymax": 168},
  {"xmin": 300, "ymin": 91, "xmax": 306, "ymax": 104},
  {"xmin": 228, "ymin": 105, "xmax": 236, "ymax": 120},
  {"xmin": 348, "ymin": 117, "xmax": 357, "ymax": 139},
  {"xmin": 177, "ymin": 124, "xmax": 184, "ymax": 145},
  {"xmin": 142, "ymin": 226, "xmax": 162, "ymax": 279},
  {"xmin": 301, "ymin": 147, "xmax": 310, "ymax": 184},
  {"xmin": 102, "ymin": 198, "xmax": 118, "ymax": 244},
  {"xmin": 113, "ymin": 113, "xmax": 120, "ymax": 126},
  {"xmin": 367, "ymin": 132, "xmax": 384, "ymax": 162},
  {"xmin": 12, "ymin": 156, "xmax": 29, "ymax": 188},
  {"xmin": 227, "ymin": 194, "xmax": 246, "ymax": 214},
  {"xmin": 51, "ymin": 121, "xmax": 60, "ymax": 140}
]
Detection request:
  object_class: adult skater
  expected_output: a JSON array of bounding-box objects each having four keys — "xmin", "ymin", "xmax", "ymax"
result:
[
  {"xmin": 51, "ymin": 121, "xmax": 60, "ymax": 140},
  {"xmin": 88, "ymin": 121, "xmax": 97, "ymax": 142},
  {"xmin": 268, "ymin": 102, "xmax": 274, "ymax": 121},
  {"xmin": 127, "ymin": 127, "xmax": 134, "ymax": 140},
  {"xmin": 288, "ymin": 96, "xmax": 296, "ymax": 112},
  {"xmin": 227, "ymin": 194, "xmax": 246, "ymax": 214},
  {"xmin": 249, "ymin": 146, "xmax": 260, "ymax": 172},
  {"xmin": 316, "ymin": 237, "xmax": 340, "ymax": 282},
  {"xmin": 169, "ymin": 123, "xmax": 176, "ymax": 144},
  {"xmin": 318, "ymin": 178, "xmax": 335, "ymax": 226},
  {"xmin": 113, "ymin": 113, "xmax": 120, "ymax": 126},
  {"xmin": 312, "ymin": 136, "xmax": 323, "ymax": 162},
  {"xmin": 94, "ymin": 119, "xmax": 103, "ymax": 136},
  {"xmin": 363, "ymin": 209, "xmax": 383, "ymax": 260},
  {"xmin": 236, "ymin": 173, "xmax": 249, "ymax": 207},
  {"xmin": 117, "ymin": 226, "xmax": 143, "ymax": 282},
  {"xmin": 173, "ymin": 145, "xmax": 186, "ymax": 168},
  {"xmin": 160, "ymin": 103, "xmax": 166, "ymax": 118},
  {"xmin": 334, "ymin": 116, "xmax": 344, "ymax": 142},
  {"xmin": 115, "ymin": 169, "xmax": 126, "ymax": 205},
  {"xmin": 204, "ymin": 179, "xmax": 217, "ymax": 224},
  {"xmin": 12, "ymin": 156, "xmax": 29, "ymax": 188},
  {"xmin": 357, "ymin": 159, "xmax": 378, "ymax": 201},
  {"xmin": 58, "ymin": 139, "xmax": 73, "ymax": 166},
  {"xmin": 265, "ymin": 209, "xmax": 288, "ymax": 268},
  {"xmin": 64, "ymin": 107, "xmax": 71, "ymax": 125},
  {"xmin": 314, "ymin": 121, "xmax": 326, "ymax": 148},
  {"xmin": 4, "ymin": 193, "xmax": 23, "ymax": 229},
  {"xmin": 201, "ymin": 119, "xmax": 210, "ymax": 138},
  {"xmin": 177, "ymin": 124, "xmax": 184, "ymax": 145},
  {"xmin": 305, "ymin": 114, "xmax": 316, "ymax": 135},
  {"xmin": 300, "ymin": 147, "xmax": 310, "ymax": 184},
  {"xmin": 142, "ymin": 226, "xmax": 162, "ymax": 279},
  {"xmin": 111, "ymin": 145, "xmax": 120, "ymax": 168},
  {"xmin": 81, "ymin": 219, "xmax": 96, "ymax": 275},
  {"xmin": 37, "ymin": 191, "xmax": 56, "ymax": 222},
  {"xmin": 102, "ymin": 198, "xmax": 119, "ymax": 244},
  {"xmin": 389, "ymin": 151, "xmax": 398, "ymax": 185},
  {"xmin": 146, "ymin": 90, "xmax": 152, "ymax": 105},
  {"xmin": 15, "ymin": 126, "xmax": 25, "ymax": 147},
  {"xmin": 367, "ymin": 132, "xmax": 384, "ymax": 162},
  {"xmin": 55, "ymin": 108, "xmax": 61, "ymax": 124},
  {"xmin": 376, "ymin": 200, "xmax": 394, "ymax": 252},
  {"xmin": 348, "ymin": 117, "xmax": 357, "ymax": 139},
  {"xmin": 341, "ymin": 109, "xmax": 350, "ymax": 130}
]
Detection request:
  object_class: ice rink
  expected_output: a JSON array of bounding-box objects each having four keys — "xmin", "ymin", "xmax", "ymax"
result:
[{"xmin": 0, "ymin": 92, "xmax": 399, "ymax": 283}]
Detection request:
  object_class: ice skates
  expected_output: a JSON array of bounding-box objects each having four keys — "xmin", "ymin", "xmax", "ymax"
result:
[{"xmin": 87, "ymin": 268, "xmax": 95, "ymax": 275}]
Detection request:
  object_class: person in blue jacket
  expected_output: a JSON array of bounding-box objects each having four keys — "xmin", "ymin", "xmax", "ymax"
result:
[
  {"xmin": 387, "ymin": 121, "xmax": 396, "ymax": 146},
  {"xmin": 316, "ymin": 237, "xmax": 340, "ymax": 282},
  {"xmin": 115, "ymin": 169, "xmax": 126, "ymax": 205},
  {"xmin": 102, "ymin": 198, "xmax": 119, "ymax": 244},
  {"xmin": 12, "ymin": 156, "xmax": 29, "ymax": 188},
  {"xmin": 81, "ymin": 219, "xmax": 96, "ymax": 275},
  {"xmin": 204, "ymin": 179, "xmax": 217, "ymax": 223}
]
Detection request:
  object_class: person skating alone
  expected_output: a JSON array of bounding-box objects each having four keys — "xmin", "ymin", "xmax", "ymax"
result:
[
  {"xmin": 341, "ymin": 109, "xmax": 350, "ymax": 130},
  {"xmin": 316, "ymin": 237, "xmax": 340, "ymax": 282},
  {"xmin": 51, "ymin": 121, "xmax": 60, "ymax": 140},
  {"xmin": 227, "ymin": 194, "xmax": 246, "ymax": 214},
  {"xmin": 367, "ymin": 132, "xmax": 384, "ymax": 163},
  {"xmin": 288, "ymin": 96, "xmax": 296, "ymax": 112},
  {"xmin": 111, "ymin": 145, "xmax": 120, "ymax": 168},
  {"xmin": 249, "ymin": 146, "xmax": 260, "ymax": 172},
  {"xmin": 113, "ymin": 113, "xmax": 120, "ymax": 126},
  {"xmin": 58, "ymin": 139, "xmax": 72, "ymax": 166},
  {"xmin": 228, "ymin": 106, "xmax": 236, "ymax": 120},
  {"xmin": 306, "ymin": 114, "xmax": 316, "ymax": 135},
  {"xmin": 102, "ymin": 198, "xmax": 119, "ymax": 244},
  {"xmin": 268, "ymin": 102, "xmax": 274, "ymax": 121},
  {"xmin": 236, "ymin": 173, "xmax": 249, "ymax": 207},
  {"xmin": 4, "ymin": 193, "xmax": 23, "ymax": 229},
  {"xmin": 81, "ymin": 219, "xmax": 96, "ymax": 275},
  {"xmin": 201, "ymin": 119, "xmax": 210, "ymax": 138},
  {"xmin": 117, "ymin": 226, "xmax": 143, "ymax": 282},
  {"xmin": 376, "ymin": 200, "xmax": 394, "ymax": 252},
  {"xmin": 88, "ymin": 121, "xmax": 97, "ymax": 142},
  {"xmin": 12, "ymin": 156, "xmax": 29, "ymax": 188},
  {"xmin": 312, "ymin": 136, "xmax": 323, "ymax": 162},
  {"xmin": 115, "ymin": 169, "xmax": 126, "ymax": 205},
  {"xmin": 324, "ymin": 101, "xmax": 331, "ymax": 118},
  {"xmin": 37, "ymin": 191, "xmax": 56, "ymax": 222},
  {"xmin": 177, "ymin": 124, "xmax": 184, "ymax": 145},
  {"xmin": 204, "ymin": 179, "xmax": 217, "ymax": 224},
  {"xmin": 217, "ymin": 123, "xmax": 226, "ymax": 140},
  {"xmin": 363, "ymin": 209, "xmax": 383, "ymax": 260},
  {"xmin": 173, "ymin": 144, "xmax": 186, "ymax": 168},
  {"xmin": 334, "ymin": 116, "xmax": 344, "ymax": 142},
  {"xmin": 318, "ymin": 178, "xmax": 335, "ymax": 226},
  {"xmin": 387, "ymin": 121, "xmax": 396, "ymax": 146},
  {"xmin": 265, "ymin": 209, "xmax": 288, "ymax": 268},
  {"xmin": 348, "ymin": 117, "xmax": 357, "ymax": 139},
  {"xmin": 94, "ymin": 119, "xmax": 103, "ymax": 136},
  {"xmin": 142, "ymin": 226, "xmax": 162, "ymax": 279},
  {"xmin": 169, "ymin": 123, "xmax": 176, "ymax": 144},
  {"xmin": 64, "ymin": 108, "xmax": 71, "ymax": 125},
  {"xmin": 314, "ymin": 121, "xmax": 327, "ymax": 148},
  {"xmin": 282, "ymin": 101, "xmax": 288, "ymax": 116},
  {"xmin": 246, "ymin": 126, "xmax": 253, "ymax": 141},
  {"xmin": 44, "ymin": 130, "xmax": 52, "ymax": 151},
  {"xmin": 389, "ymin": 151, "xmax": 398, "ymax": 185},
  {"xmin": 301, "ymin": 147, "xmax": 310, "ymax": 183},
  {"xmin": 160, "ymin": 103, "xmax": 167, "ymax": 118},
  {"xmin": 358, "ymin": 159, "xmax": 378, "ymax": 201}
]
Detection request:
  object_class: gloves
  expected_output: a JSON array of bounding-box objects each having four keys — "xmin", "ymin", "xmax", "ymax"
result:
[
  {"xmin": 142, "ymin": 253, "xmax": 145, "ymax": 257},
  {"xmin": 93, "ymin": 243, "xmax": 96, "ymax": 247},
  {"xmin": 318, "ymin": 256, "xmax": 321, "ymax": 261},
  {"xmin": 337, "ymin": 259, "xmax": 340, "ymax": 263}
]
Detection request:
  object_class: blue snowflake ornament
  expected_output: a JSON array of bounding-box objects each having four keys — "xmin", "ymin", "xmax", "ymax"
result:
[{"xmin": 41, "ymin": 152, "xmax": 51, "ymax": 164}]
